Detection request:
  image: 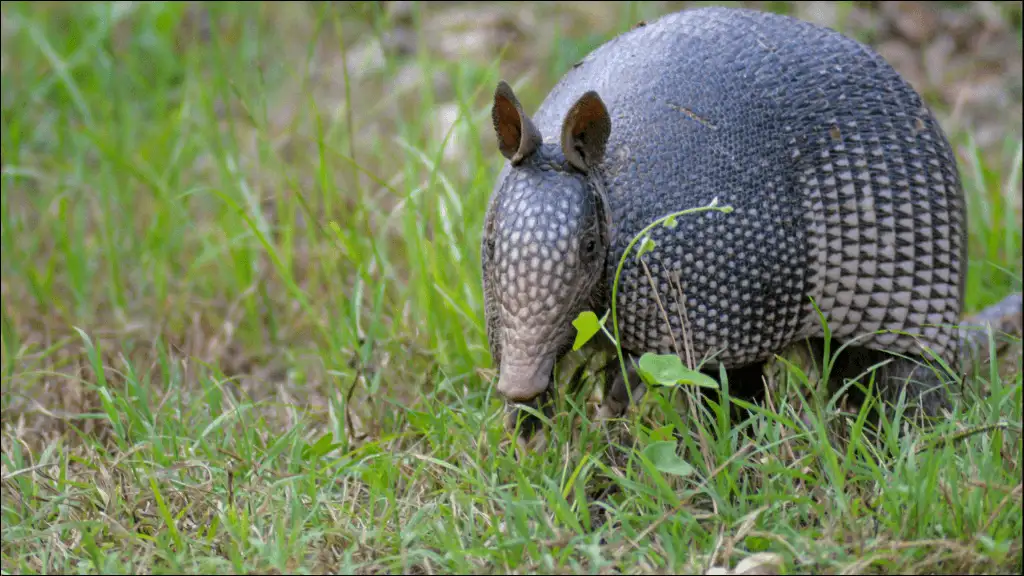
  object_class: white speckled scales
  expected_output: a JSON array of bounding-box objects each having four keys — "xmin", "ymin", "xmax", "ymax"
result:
[{"xmin": 800, "ymin": 111, "xmax": 965, "ymax": 366}]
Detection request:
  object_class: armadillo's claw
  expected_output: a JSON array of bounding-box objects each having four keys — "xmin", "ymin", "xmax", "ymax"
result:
[{"xmin": 503, "ymin": 387, "xmax": 555, "ymax": 453}]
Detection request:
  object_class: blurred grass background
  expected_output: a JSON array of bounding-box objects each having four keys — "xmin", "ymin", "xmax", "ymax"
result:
[{"xmin": 1, "ymin": 1, "xmax": 1021, "ymax": 573}]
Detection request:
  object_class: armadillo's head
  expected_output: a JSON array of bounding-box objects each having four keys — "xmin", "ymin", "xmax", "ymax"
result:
[{"xmin": 481, "ymin": 80, "xmax": 612, "ymax": 407}]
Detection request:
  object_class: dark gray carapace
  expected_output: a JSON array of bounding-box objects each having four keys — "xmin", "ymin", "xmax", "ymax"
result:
[{"xmin": 481, "ymin": 6, "xmax": 968, "ymax": 421}]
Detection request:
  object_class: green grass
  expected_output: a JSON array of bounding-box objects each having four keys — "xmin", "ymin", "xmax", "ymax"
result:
[{"xmin": 1, "ymin": 1, "xmax": 1022, "ymax": 574}]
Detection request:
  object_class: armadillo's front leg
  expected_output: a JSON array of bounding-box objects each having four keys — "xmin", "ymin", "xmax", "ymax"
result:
[
  {"xmin": 597, "ymin": 354, "xmax": 646, "ymax": 419},
  {"xmin": 504, "ymin": 386, "xmax": 556, "ymax": 456}
]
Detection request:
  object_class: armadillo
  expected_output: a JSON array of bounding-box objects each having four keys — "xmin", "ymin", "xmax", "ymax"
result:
[{"xmin": 480, "ymin": 6, "xmax": 994, "ymax": 422}]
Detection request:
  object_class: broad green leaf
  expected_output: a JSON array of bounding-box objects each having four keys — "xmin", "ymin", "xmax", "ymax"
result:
[
  {"xmin": 407, "ymin": 410, "xmax": 435, "ymax": 435},
  {"xmin": 302, "ymin": 432, "xmax": 342, "ymax": 461},
  {"xmin": 637, "ymin": 353, "xmax": 720, "ymax": 389},
  {"xmin": 650, "ymin": 424, "xmax": 675, "ymax": 442},
  {"xmin": 643, "ymin": 440, "xmax": 695, "ymax": 477},
  {"xmin": 635, "ymin": 236, "xmax": 656, "ymax": 261},
  {"xmin": 572, "ymin": 310, "xmax": 601, "ymax": 351}
]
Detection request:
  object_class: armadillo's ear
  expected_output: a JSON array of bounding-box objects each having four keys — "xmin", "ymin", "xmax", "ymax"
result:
[
  {"xmin": 492, "ymin": 80, "xmax": 543, "ymax": 165},
  {"xmin": 561, "ymin": 90, "xmax": 610, "ymax": 172}
]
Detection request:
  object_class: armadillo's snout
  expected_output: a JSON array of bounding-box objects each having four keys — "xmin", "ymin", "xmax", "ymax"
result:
[{"xmin": 496, "ymin": 355, "xmax": 556, "ymax": 403}]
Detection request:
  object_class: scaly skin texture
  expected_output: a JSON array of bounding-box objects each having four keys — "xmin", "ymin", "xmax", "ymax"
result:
[
  {"xmin": 482, "ymin": 146, "xmax": 609, "ymax": 402},
  {"xmin": 482, "ymin": 6, "xmax": 969, "ymax": 420}
]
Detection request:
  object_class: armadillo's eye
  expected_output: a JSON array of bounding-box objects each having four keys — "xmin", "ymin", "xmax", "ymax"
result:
[{"xmin": 584, "ymin": 239, "xmax": 596, "ymax": 254}]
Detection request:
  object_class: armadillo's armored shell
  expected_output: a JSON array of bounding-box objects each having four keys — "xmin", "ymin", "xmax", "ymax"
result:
[{"xmin": 527, "ymin": 7, "xmax": 966, "ymax": 371}]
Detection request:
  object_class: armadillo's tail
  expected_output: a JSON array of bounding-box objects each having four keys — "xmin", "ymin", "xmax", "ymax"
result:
[{"xmin": 958, "ymin": 292, "xmax": 1023, "ymax": 371}]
